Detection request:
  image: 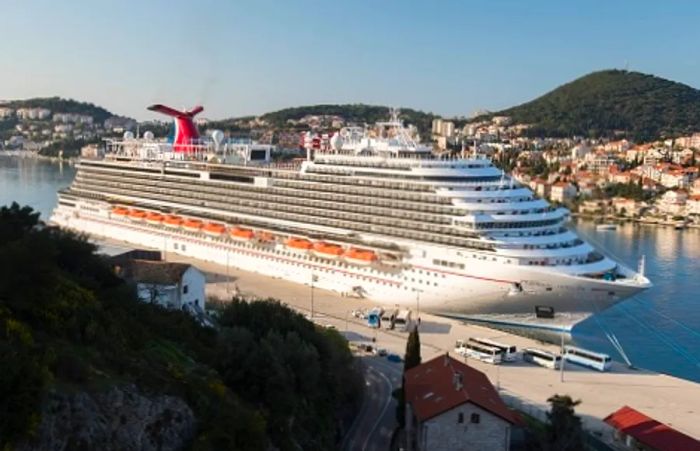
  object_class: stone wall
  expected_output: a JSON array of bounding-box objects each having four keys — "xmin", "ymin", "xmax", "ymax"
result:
[{"xmin": 417, "ymin": 403, "xmax": 510, "ymax": 451}]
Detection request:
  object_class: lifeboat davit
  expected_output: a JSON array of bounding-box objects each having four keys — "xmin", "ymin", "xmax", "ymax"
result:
[
  {"xmin": 128, "ymin": 209, "xmax": 147, "ymax": 221},
  {"xmin": 163, "ymin": 215, "xmax": 183, "ymax": 228},
  {"xmin": 145, "ymin": 212, "xmax": 164, "ymax": 225},
  {"xmin": 112, "ymin": 206, "xmax": 130, "ymax": 217},
  {"xmin": 256, "ymin": 231, "xmax": 275, "ymax": 243},
  {"xmin": 286, "ymin": 237, "xmax": 313, "ymax": 251},
  {"xmin": 203, "ymin": 222, "xmax": 226, "ymax": 236},
  {"xmin": 313, "ymin": 242, "xmax": 344, "ymax": 259},
  {"xmin": 229, "ymin": 227, "xmax": 255, "ymax": 241},
  {"xmin": 344, "ymin": 247, "xmax": 378, "ymax": 265},
  {"xmin": 182, "ymin": 219, "xmax": 204, "ymax": 232}
]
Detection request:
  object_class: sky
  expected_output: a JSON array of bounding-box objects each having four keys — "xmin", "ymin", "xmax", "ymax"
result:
[{"xmin": 2, "ymin": 0, "xmax": 700, "ymax": 121}]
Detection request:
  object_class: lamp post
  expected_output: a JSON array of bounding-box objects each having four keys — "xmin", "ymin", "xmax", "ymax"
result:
[
  {"xmin": 310, "ymin": 273, "xmax": 318, "ymax": 319},
  {"xmin": 412, "ymin": 288, "xmax": 423, "ymax": 330},
  {"xmin": 225, "ymin": 248, "xmax": 230, "ymax": 295},
  {"xmin": 560, "ymin": 330, "xmax": 566, "ymax": 383}
]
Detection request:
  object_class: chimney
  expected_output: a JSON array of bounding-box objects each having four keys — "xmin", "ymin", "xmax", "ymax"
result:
[
  {"xmin": 443, "ymin": 353, "xmax": 450, "ymax": 366},
  {"xmin": 453, "ymin": 372, "xmax": 464, "ymax": 391}
]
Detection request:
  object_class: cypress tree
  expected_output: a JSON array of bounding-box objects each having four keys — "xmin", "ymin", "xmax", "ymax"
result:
[{"xmin": 395, "ymin": 328, "xmax": 422, "ymax": 427}]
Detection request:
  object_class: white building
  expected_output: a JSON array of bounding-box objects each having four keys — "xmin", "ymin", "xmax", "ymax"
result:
[
  {"xmin": 16, "ymin": 107, "xmax": 51, "ymax": 120},
  {"xmin": 114, "ymin": 257, "xmax": 207, "ymax": 314},
  {"xmin": 657, "ymin": 190, "xmax": 688, "ymax": 216},
  {"xmin": 550, "ymin": 182, "xmax": 577, "ymax": 203},
  {"xmin": 405, "ymin": 354, "xmax": 520, "ymax": 451}
]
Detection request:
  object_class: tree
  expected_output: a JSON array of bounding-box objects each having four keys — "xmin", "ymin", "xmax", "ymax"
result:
[
  {"xmin": 543, "ymin": 394, "xmax": 584, "ymax": 451},
  {"xmin": 395, "ymin": 328, "xmax": 422, "ymax": 427}
]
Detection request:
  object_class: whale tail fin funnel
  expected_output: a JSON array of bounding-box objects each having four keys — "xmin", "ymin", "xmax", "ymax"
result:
[{"xmin": 147, "ymin": 104, "xmax": 203, "ymax": 152}]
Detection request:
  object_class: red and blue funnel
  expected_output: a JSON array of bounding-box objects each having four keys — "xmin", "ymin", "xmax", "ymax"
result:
[{"xmin": 148, "ymin": 104, "xmax": 203, "ymax": 152}]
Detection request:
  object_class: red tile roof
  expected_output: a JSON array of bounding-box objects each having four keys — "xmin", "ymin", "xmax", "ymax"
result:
[
  {"xmin": 404, "ymin": 354, "xmax": 520, "ymax": 425},
  {"xmin": 604, "ymin": 406, "xmax": 700, "ymax": 451}
]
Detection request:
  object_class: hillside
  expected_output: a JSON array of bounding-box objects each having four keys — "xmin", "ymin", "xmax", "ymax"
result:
[
  {"xmin": 488, "ymin": 70, "xmax": 700, "ymax": 140},
  {"xmin": 260, "ymin": 103, "xmax": 438, "ymax": 135},
  {"xmin": 0, "ymin": 203, "xmax": 362, "ymax": 451},
  {"xmin": 3, "ymin": 97, "xmax": 114, "ymax": 123}
]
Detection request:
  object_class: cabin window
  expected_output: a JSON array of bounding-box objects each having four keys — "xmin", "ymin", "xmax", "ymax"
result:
[
  {"xmin": 470, "ymin": 413, "xmax": 480, "ymax": 424},
  {"xmin": 457, "ymin": 413, "xmax": 464, "ymax": 424},
  {"xmin": 183, "ymin": 285, "xmax": 189, "ymax": 294}
]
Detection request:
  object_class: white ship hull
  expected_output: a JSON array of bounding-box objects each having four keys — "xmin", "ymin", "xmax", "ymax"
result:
[{"xmin": 51, "ymin": 202, "xmax": 647, "ymax": 329}]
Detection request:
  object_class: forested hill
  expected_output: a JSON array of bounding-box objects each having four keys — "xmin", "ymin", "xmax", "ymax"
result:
[
  {"xmin": 487, "ymin": 70, "xmax": 700, "ymax": 140},
  {"xmin": 3, "ymin": 97, "xmax": 114, "ymax": 123},
  {"xmin": 261, "ymin": 103, "xmax": 438, "ymax": 132},
  {"xmin": 0, "ymin": 203, "xmax": 362, "ymax": 451}
]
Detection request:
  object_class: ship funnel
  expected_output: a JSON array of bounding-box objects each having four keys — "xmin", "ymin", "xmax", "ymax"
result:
[{"xmin": 147, "ymin": 104, "xmax": 203, "ymax": 152}]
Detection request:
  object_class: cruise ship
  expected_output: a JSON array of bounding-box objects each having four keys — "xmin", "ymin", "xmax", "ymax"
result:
[{"xmin": 50, "ymin": 104, "xmax": 651, "ymax": 330}]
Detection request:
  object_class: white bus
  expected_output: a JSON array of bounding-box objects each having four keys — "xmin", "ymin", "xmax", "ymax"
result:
[
  {"xmin": 563, "ymin": 345, "xmax": 612, "ymax": 372},
  {"xmin": 468, "ymin": 337, "xmax": 518, "ymax": 362},
  {"xmin": 455, "ymin": 340, "xmax": 503, "ymax": 364},
  {"xmin": 394, "ymin": 309, "xmax": 413, "ymax": 332},
  {"xmin": 522, "ymin": 348, "xmax": 562, "ymax": 370},
  {"xmin": 381, "ymin": 309, "xmax": 398, "ymax": 330}
]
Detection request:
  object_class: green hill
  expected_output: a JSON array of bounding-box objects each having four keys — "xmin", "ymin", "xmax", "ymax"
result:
[
  {"xmin": 488, "ymin": 70, "xmax": 700, "ymax": 140},
  {"xmin": 3, "ymin": 97, "xmax": 115, "ymax": 123},
  {"xmin": 261, "ymin": 103, "xmax": 438, "ymax": 135},
  {"xmin": 0, "ymin": 203, "xmax": 362, "ymax": 450}
]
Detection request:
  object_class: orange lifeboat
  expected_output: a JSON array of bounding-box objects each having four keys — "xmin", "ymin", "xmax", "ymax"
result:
[
  {"xmin": 203, "ymin": 222, "xmax": 226, "ymax": 236},
  {"xmin": 145, "ymin": 212, "xmax": 164, "ymax": 225},
  {"xmin": 344, "ymin": 247, "xmax": 378, "ymax": 265},
  {"xmin": 112, "ymin": 206, "xmax": 130, "ymax": 217},
  {"xmin": 286, "ymin": 237, "xmax": 313, "ymax": 251},
  {"xmin": 128, "ymin": 209, "xmax": 147, "ymax": 221},
  {"xmin": 313, "ymin": 242, "xmax": 344, "ymax": 259},
  {"xmin": 163, "ymin": 215, "xmax": 183, "ymax": 228},
  {"xmin": 182, "ymin": 218, "xmax": 204, "ymax": 232},
  {"xmin": 256, "ymin": 231, "xmax": 276, "ymax": 243},
  {"xmin": 229, "ymin": 227, "xmax": 255, "ymax": 241}
]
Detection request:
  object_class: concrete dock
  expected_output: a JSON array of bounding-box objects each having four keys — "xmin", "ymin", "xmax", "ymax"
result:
[{"xmin": 100, "ymin": 239, "xmax": 700, "ymax": 442}]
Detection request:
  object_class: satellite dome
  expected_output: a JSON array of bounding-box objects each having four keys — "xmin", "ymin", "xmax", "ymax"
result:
[
  {"xmin": 212, "ymin": 130, "xmax": 225, "ymax": 147},
  {"xmin": 123, "ymin": 131, "xmax": 134, "ymax": 140},
  {"xmin": 330, "ymin": 133, "xmax": 344, "ymax": 151},
  {"xmin": 143, "ymin": 131, "xmax": 155, "ymax": 140}
]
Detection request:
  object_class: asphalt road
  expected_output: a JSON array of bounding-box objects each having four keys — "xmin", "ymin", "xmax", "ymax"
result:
[{"xmin": 342, "ymin": 355, "xmax": 403, "ymax": 451}]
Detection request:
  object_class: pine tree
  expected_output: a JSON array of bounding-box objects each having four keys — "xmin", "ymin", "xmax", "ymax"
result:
[{"xmin": 543, "ymin": 394, "xmax": 585, "ymax": 451}]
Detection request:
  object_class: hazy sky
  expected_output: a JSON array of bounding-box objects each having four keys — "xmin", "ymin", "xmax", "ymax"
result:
[{"xmin": 2, "ymin": 0, "xmax": 699, "ymax": 120}]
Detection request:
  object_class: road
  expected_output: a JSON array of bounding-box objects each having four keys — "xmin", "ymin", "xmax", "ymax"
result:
[{"xmin": 341, "ymin": 355, "xmax": 402, "ymax": 451}]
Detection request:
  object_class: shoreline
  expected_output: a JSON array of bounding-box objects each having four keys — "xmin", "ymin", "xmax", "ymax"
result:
[
  {"xmin": 0, "ymin": 149, "xmax": 77, "ymax": 164},
  {"xmin": 571, "ymin": 212, "xmax": 700, "ymax": 229}
]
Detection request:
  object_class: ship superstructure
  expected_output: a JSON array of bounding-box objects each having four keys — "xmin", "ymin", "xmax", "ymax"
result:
[{"xmin": 51, "ymin": 105, "xmax": 651, "ymax": 330}]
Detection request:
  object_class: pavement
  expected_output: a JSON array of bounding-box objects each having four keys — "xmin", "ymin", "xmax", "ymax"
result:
[{"xmin": 96, "ymin": 239, "xmax": 700, "ymax": 443}]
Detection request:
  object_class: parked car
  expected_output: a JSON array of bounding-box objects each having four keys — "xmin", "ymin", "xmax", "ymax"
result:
[
  {"xmin": 387, "ymin": 354, "xmax": 403, "ymax": 363},
  {"xmin": 377, "ymin": 348, "xmax": 388, "ymax": 357}
]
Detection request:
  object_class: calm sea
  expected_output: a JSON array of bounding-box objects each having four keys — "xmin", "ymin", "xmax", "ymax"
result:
[{"xmin": 1, "ymin": 155, "xmax": 698, "ymax": 382}]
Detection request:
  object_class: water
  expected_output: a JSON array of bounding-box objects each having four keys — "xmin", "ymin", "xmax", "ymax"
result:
[
  {"xmin": 0, "ymin": 155, "xmax": 76, "ymax": 219},
  {"xmin": 1, "ymin": 154, "xmax": 699, "ymax": 382}
]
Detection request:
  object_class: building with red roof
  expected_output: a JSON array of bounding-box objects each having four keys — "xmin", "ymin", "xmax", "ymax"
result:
[
  {"xmin": 404, "ymin": 353, "xmax": 520, "ymax": 451},
  {"xmin": 604, "ymin": 405, "xmax": 700, "ymax": 451}
]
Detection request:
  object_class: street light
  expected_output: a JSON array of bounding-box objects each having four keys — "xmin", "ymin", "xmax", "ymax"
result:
[
  {"xmin": 412, "ymin": 288, "xmax": 423, "ymax": 329},
  {"xmin": 560, "ymin": 330, "xmax": 566, "ymax": 383},
  {"xmin": 310, "ymin": 273, "xmax": 318, "ymax": 319}
]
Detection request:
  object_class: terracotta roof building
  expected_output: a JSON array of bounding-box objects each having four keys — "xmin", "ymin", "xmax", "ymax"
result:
[
  {"xmin": 404, "ymin": 354, "xmax": 520, "ymax": 451},
  {"xmin": 604, "ymin": 405, "xmax": 700, "ymax": 451}
]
